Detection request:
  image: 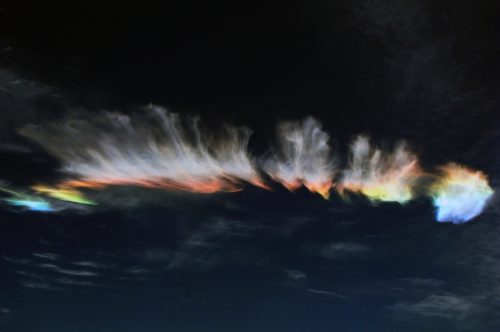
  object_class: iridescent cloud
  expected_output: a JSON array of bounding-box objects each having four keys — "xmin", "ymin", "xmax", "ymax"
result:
[
  {"xmin": 429, "ymin": 163, "xmax": 494, "ymax": 223},
  {"xmin": 20, "ymin": 106, "xmax": 267, "ymax": 194},
  {"xmin": 0, "ymin": 187, "xmax": 54, "ymax": 212},
  {"xmin": 263, "ymin": 117, "xmax": 335, "ymax": 199},
  {"xmin": 337, "ymin": 135, "xmax": 422, "ymax": 204},
  {"xmin": 31, "ymin": 185, "xmax": 96, "ymax": 205},
  {"xmin": 10, "ymin": 110, "xmax": 494, "ymax": 223}
]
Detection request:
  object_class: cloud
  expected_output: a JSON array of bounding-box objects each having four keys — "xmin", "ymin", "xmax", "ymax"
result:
[
  {"xmin": 387, "ymin": 293, "xmax": 483, "ymax": 320},
  {"xmin": 54, "ymin": 278, "xmax": 97, "ymax": 287},
  {"xmin": 0, "ymin": 103, "xmax": 491, "ymax": 222},
  {"xmin": 21, "ymin": 281, "xmax": 64, "ymax": 291},
  {"xmin": 32, "ymin": 253, "xmax": 61, "ymax": 261},
  {"xmin": 307, "ymin": 289, "xmax": 346, "ymax": 299},
  {"xmin": 20, "ymin": 106, "xmax": 266, "ymax": 194},
  {"xmin": 429, "ymin": 163, "xmax": 494, "ymax": 223},
  {"xmin": 337, "ymin": 135, "xmax": 422, "ymax": 204},
  {"xmin": 284, "ymin": 269, "xmax": 307, "ymax": 280},
  {"xmin": 0, "ymin": 142, "xmax": 32, "ymax": 153},
  {"xmin": 139, "ymin": 249, "xmax": 172, "ymax": 263},
  {"xmin": 0, "ymin": 66, "xmax": 61, "ymax": 150},
  {"xmin": 32, "ymin": 184, "xmax": 96, "ymax": 205},
  {"xmin": 71, "ymin": 261, "xmax": 108, "ymax": 269},
  {"xmin": 38, "ymin": 263, "xmax": 99, "ymax": 276},
  {"xmin": 316, "ymin": 242, "xmax": 370, "ymax": 260},
  {"xmin": 263, "ymin": 117, "xmax": 335, "ymax": 199},
  {"xmin": 167, "ymin": 217, "xmax": 263, "ymax": 270},
  {"xmin": 3, "ymin": 256, "xmax": 34, "ymax": 265},
  {"xmin": 0, "ymin": 185, "xmax": 93, "ymax": 212},
  {"xmin": 0, "ymin": 186, "xmax": 55, "ymax": 212},
  {"xmin": 125, "ymin": 267, "xmax": 155, "ymax": 275},
  {"xmin": 0, "ymin": 68, "xmax": 55, "ymax": 99},
  {"xmin": 400, "ymin": 278, "xmax": 444, "ymax": 287}
]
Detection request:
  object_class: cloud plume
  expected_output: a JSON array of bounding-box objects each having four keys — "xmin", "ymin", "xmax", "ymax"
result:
[
  {"xmin": 263, "ymin": 117, "xmax": 335, "ymax": 198},
  {"xmin": 337, "ymin": 135, "xmax": 422, "ymax": 204},
  {"xmin": 20, "ymin": 106, "xmax": 267, "ymax": 194}
]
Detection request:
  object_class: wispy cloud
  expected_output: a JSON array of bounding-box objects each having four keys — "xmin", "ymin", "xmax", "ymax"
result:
[
  {"xmin": 400, "ymin": 278, "xmax": 444, "ymax": 287},
  {"xmin": 284, "ymin": 269, "xmax": 307, "ymax": 280},
  {"xmin": 21, "ymin": 281, "xmax": 64, "ymax": 291},
  {"xmin": 387, "ymin": 293, "xmax": 483, "ymax": 319},
  {"xmin": 316, "ymin": 242, "xmax": 370, "ymax": 260},
  {"xmin": 38, "ymin": 263, "xmax": 99, "ymax": 276},
  {"xmin": 14, "ymin": 270, "xmax": 101, "ymax": 287},
  {"xmin": 54, "ymin": 278, "xmax": 97, "ymax": 287},
  {"xmin": 4, "ymin": 256, "xmax": 34, "ymax": 265},
  {"xmin": 167, "ymin": 217, "xmax": 262, "ymax": 270},
  {"xmin": 307, "ymin": 289, "xmax": 346, "ymax": 299},
  {"xmin": 0, "ymin": 68, "xmax": 55, "ymax": 98},
  {"xmin": 125, "ymin": 267, "xmax": 155, "ymax": 275},
  {"xmin": 0, "ymin": 307, "xmax": 11, "ymax": 314},
  {"xmin": 32, "ymin": 253, "xmax": 61, "ymax": 261},
  {"xmin": 71, "ymin": 261, "xmax": 108, "ymax": 269}
]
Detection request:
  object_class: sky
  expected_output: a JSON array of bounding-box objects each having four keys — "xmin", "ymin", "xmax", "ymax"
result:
[{"xmin": 0, "ymin": 0, "xmax": 499, "ymax": 331}]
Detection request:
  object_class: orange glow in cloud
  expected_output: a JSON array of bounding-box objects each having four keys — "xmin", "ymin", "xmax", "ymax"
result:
[
  {"xmin": 60, "ymin": 175, "xmax": 268, "ymax": 193},
  {"xmin": 337, "ymin": 135, "xmax": 423, "ymax": 204},
  {"xmin": 263, "ymin": 117, "xmax": 335, "ymax": 199}
]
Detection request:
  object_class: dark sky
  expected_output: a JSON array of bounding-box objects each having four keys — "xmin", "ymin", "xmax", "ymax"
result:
[{"xmin": 0, "ymin": 0, "xmax": 499, "ymax": 331}]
